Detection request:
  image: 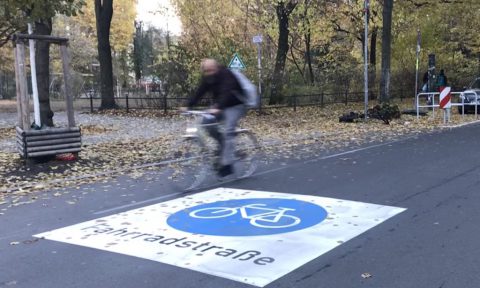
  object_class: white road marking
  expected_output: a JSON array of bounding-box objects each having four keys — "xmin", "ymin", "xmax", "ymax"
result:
[{"xmin": 37, "ymin": 188, "xmax": 406, "ymax": 287}]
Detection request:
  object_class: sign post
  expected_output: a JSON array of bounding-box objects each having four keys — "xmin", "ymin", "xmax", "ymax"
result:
[
  {"xmin": 414, "ymin": 29, "xmax": 421, "ymax": 108},
  {"xmin": 363, "ymin": 0, "xmax": 369, "ymax": 120},
  {"xmin": 253, "ymin": 35, "xmax": 263, "ymax": 112},
  {"xmin": 428, "ymin": 54, "xmax": 436, "ymax": 118}
]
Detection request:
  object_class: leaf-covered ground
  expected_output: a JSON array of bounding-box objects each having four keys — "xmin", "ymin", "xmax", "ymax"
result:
[{"xmin": 1, "ymin": 101, "xmax": 479, "ymax": 211}]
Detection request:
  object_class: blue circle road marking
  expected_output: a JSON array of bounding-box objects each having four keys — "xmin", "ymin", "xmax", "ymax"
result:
[{"xmin": 167, "ymin": 198, "xmax": 328, "ymax": 236}]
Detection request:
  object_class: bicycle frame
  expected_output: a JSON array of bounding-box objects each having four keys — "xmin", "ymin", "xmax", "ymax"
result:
[
  {"xmin": 182, "ymin": 110, "xmax": 218, "ymax": 139},
  {"xmin": 183, "ymin": 110, "xmax": 253, "ymax": 139}
]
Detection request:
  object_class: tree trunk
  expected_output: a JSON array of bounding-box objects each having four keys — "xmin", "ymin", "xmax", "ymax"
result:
[
  {"xmin": 380, "ymin": 0, "xmax": 394, "ymax": 103},
  {"xmin": 269, "ymin": 1, "xmax": 298, "ymax": 105},
  {"xmin": 95, "ymin": 0, "xmax": 116, "ymax": 109},
  {"xmin": 303, "ymin": 1, "xmax": 314, "ymax": 85},
  {"xmin": 133, "ymin": 21, "xmax": 143, "ymax": 82},
  {"xmin": 34, "ymin": 19, "xmax": 54, "ymax": 127}
]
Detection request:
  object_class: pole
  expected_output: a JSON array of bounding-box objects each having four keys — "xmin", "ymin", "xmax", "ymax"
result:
[
  {"xmin": 90, "ymin": 90, "xmax": 94, "ymax": 113},
  {"xmin": 252, "ymin": 35, "xmax": 263, "ymax": 112},
  {"xmin": 257, "ymin": 42, "xmax": 262, "ymax": 113},
  {"xmin": 17, "ymin": 44, "xmax": 30, "ymax": 130},
  {"xmin": 364, "ymin": 0, "xmax": 369, "ymax": 120},
  {"xmin": 28, "ymin": 24, "xmax": 41, "ymax": 127},
  {"xmin": 414, "ymin": 29, "xmax": 421, "ymax": 108}
]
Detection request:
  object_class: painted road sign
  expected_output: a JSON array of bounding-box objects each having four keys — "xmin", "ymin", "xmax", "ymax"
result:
[
  {"xmin": 168, "ymin": 198, "xmax": 328, "ymax": 236},
  {"xmin": 228, "ymin": 53, "xmax": 246, "ymax": 69},
  {"xmin": 35, "ymin": 188, "xmax": 406, "ymax": 287}
]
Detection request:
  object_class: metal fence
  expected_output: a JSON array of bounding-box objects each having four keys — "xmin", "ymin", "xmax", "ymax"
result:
[
  {"xmin": 416, "ymin": 91, "xmax": 480, "ymax": 120},
  {"xmin": 80, "ymin": 88, "xmax": 411, "ymax": 113}
]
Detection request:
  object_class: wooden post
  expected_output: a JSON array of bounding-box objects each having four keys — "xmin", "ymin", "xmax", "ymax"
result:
[
  {"xmin": 17, "ymin": 43, "xmax": 30, "ymax": 130},
  {"xmin": 13, "ymin": 44, "xmax": 23, "ymax": 127},
  {"xmin": 60, "ymin": 44, "xmax": 75, "ymax": 127}
]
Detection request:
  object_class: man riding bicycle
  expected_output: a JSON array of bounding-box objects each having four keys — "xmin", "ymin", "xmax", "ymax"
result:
[{"xmin": 181, "ymin": 59, "xmax": 247, "ymax": 177}]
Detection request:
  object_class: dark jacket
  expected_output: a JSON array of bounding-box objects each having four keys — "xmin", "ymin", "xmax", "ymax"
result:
[
  {"xmin": 188, "ymin": 66, "xmax": 244, "ymax": 109},
  {"xmin": 437, "ymin": 72, "xmax": 447, "ymax": 87}
]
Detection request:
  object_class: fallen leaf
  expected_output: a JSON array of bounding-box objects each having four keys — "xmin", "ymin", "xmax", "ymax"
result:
[{"xmin": 361, "ymin": 272, "xmax": 372, "ymax": 279}]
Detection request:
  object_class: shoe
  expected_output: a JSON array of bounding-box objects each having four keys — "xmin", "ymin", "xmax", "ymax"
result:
[{"xmin": 217, "ymin": 164, "xmax": 233, "ymax": 178}]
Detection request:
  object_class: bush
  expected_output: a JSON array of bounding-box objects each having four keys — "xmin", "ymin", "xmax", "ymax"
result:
[{"xmin": 368, "ymin": 103, "xmax": 401, "ymax": 124}]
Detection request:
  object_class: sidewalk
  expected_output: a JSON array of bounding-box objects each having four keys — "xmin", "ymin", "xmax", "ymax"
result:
[
  {"xmin": 0, "ymin": 111, "xmax": 182, "ymax": 152},
  {"xmin": 1, "ymin": 101, "xmax": 478, "ymax": 207}
]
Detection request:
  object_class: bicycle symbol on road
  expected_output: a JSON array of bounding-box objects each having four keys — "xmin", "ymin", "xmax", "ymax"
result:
[
  {"xmin": 167, "ymin": 198, "xmax": 328, "ymax": 236},
  {"xmin": 189, "ymin": 204, "xmax": 301, "ymax": 229}
]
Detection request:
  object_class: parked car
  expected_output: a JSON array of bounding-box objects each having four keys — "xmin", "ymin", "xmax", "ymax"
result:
[{"xmin": 458, "ymin": 77, "xmax": 480, "ymax": 113}]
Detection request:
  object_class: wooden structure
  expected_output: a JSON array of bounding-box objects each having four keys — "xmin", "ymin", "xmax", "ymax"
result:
[{"xmin": 13, "ymin": 34, "xmax": 82, "ymax": 158}]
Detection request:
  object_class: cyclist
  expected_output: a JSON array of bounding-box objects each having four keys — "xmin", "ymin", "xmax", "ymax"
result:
[{"xmin": 181, "ymin": 58, "xmax": 247, "ymax": 177}]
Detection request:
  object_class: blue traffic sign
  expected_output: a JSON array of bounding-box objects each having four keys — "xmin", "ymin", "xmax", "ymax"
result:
[{"xmin": 167, "ymin": 198, "xmax": 328, "ymax": 236}]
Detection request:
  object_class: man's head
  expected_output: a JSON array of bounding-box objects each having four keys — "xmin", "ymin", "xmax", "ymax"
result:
[{"xmin": 201, "ymin": 59, "xmax": 219, "ymax": 76}]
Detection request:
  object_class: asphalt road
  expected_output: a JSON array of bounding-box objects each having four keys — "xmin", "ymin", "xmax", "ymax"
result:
[{"xmin": 1, "ymin": 123, "xmax": 480, "ymax": 288}]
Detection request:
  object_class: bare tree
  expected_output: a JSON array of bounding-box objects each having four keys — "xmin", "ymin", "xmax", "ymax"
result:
[{"xmin": 270, "ymin": 0, "xmax": 298, "ymax": 104}]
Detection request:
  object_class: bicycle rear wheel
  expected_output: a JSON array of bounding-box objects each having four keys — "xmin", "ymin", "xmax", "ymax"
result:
[
  {"xmin": 234, "ymin": 130, "xmax": 259, "ymax": 179},
  {"xmin": 167, "ymin": 137, "xmax": 208, "ymax": 191}
]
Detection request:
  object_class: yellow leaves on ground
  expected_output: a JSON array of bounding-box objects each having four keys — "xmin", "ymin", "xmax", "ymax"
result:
[
  {"xmin": 79, "ymin": 124, "xmax": 115, "ymax": 135},
  {"xmin": 0, "ymin": 127, "xmax": 15, "ymax": 140}
]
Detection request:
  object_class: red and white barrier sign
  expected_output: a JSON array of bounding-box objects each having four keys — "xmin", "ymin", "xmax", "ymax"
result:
[{"xmin": 439, "ymin": 86, "xmax": 452, "ymax": 109}]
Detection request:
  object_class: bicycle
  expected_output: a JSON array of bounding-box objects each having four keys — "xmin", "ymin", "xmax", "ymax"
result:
[
  {"xmin": 167, "ymin": 110, "xmax": 260, "ymax": 191},
  {"xmin": 189, "ymin": 203, "xmax": 301, "ymax": 229}
]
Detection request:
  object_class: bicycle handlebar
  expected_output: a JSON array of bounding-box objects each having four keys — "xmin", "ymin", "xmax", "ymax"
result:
[{"xmin": 181, "ymin": 110, "xmax": 213, "ymax": 116}]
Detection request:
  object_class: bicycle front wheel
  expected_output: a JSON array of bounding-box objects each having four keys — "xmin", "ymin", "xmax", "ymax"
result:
[
  {"xmin": 167, "ymin": 137, "xmax": 208, "ymax": 191},
  {"xmin": 234, "ymin": 130, "xmax": 259, "ymax": 179}
]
